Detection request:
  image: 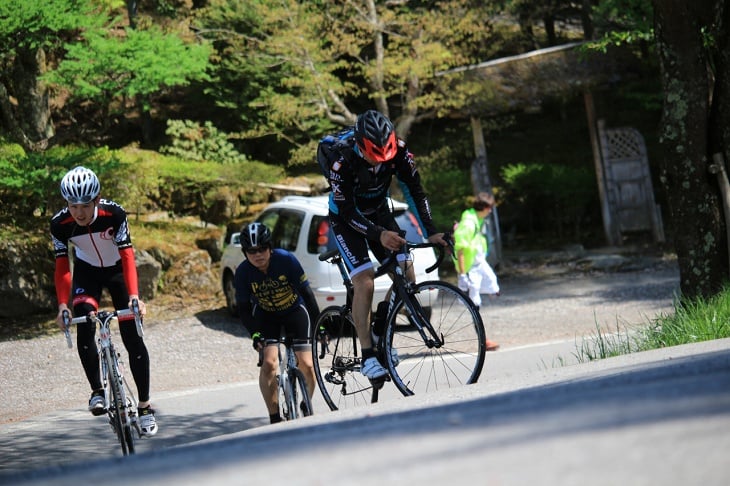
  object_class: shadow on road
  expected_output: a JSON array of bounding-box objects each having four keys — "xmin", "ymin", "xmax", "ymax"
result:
[{"xmin": 4, "ymin": 345, "xmax": 728, "ymax": 484}]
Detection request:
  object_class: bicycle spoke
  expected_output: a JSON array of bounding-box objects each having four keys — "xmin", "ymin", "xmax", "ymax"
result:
[
  {"xmin": 312, "ymin": 306, "xmax": 374, "ymax": 411},
  {"xmin": 386, "ymin": 281, "xmax": 486, "ymax": 396}
]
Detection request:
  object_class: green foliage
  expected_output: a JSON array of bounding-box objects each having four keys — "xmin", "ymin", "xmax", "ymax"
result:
[
  {"xmin": 195, "ymin": 0, "xmax": 500, "ymax": 163},
  {"xmin": 500, "ymin": 162, "xmax": 596, "ymax": 239},
  {"xmin": 573, "ymin": 284, "xmax": 730, "ymax": 363},
  {"xmin": 0, "ymin": 144, "xmax": 121, "ymax": 222},
  {"xmin": 0, "ymin": 0, "xmax": 102, "ymax": 61},
  {"xmin": 0, "ymin": 140, "xmax": 283, "ymax": 226},
  {"xmin": 44, "ymin": 25, "xmax": 212, "ymax": 112},
  {"xmin": 415, "ymin": 144, "xmax": 472, "ymax": 230},
  {"xmin": 638, "ymin": 287, "xmax": 730, "ymax": 349},
  {"xmin": 160, "ymin": 120, "xmax": 248, "ymax": 164},
  {"xmin": 588, "ymin": 0, "xmax": 654, "ymax": 53}
]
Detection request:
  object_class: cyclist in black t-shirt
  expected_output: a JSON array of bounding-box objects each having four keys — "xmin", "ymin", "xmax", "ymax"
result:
[{"xmin": 234, "ymin": 222, "xmax": 320, "ymax": 424}]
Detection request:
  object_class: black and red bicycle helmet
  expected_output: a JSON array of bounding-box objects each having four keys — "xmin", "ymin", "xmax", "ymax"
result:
[{"xmin": 354, "ymin": 110, "xmax": 398, "ymax": 163}]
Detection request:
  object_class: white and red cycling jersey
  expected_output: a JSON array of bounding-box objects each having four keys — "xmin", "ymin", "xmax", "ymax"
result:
[{"xmin": 50, "ymin": 199, "xmax": 139, "ymax": 305}]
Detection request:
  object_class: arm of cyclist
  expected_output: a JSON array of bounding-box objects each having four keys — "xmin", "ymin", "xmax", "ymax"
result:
[
  {"xmin": 427, "ymin": 232, "xmax": 449, "ymax": 247},
  {"xmin": 120, "ymin": 247, "xmax": 147, "ymax": 316},
  {"xmin": 392, "ymin": 147, "xmax": 441, "ymax": 238},
  {"xmin": 238, "ymin": 300, "xmax": 264, "ymax": 351},
  {"xmin": 330, "ymin": 158, "xmax": 393, "ymax": 242},
  {"xmin": 299, "ymin": 284, "xmax": 320, "ymax": 324},
  {"xmin": 54, "ymin": 255, "xmax": 72, "ymax": 331},
  {"xmin": 379, "ymin": 229, "xmax": 407, "ymax": 252}
]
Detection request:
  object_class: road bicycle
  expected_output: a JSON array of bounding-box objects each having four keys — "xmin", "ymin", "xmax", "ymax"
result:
[
  {"xmin": 62, "ymin": 299, "xmax": 144, "ymax": 455},
  {"xmin": 312, "ymin": 235, "xmax": 487, "ymax": 411},
  {"xmin": 257, "ymin": 327, "xmax": 314, "ymax": 421}
]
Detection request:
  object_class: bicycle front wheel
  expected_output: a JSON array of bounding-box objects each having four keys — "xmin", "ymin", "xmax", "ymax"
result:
[
  {"xmin": 106, "ymin": 349, "xmax": 134, "ymax": 455},
  {"xmin": 384, "ymin": 281, "xmax": 486, "ymax": 396},
  {"xmin": 288, "ymin": 367, "xmax": 313, "ymax": 419},
  {"xmin": 312, "ymin": 306, "xmax": 373, "ymax": 411}
]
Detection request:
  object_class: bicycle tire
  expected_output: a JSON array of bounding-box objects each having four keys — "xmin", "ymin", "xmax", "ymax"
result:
[
  {"xmin": 288, "ymin": 367, "xmax": 313, "ymax": 418},
  {"xmin": 105, "ymin": 348, "xmax": 133, "ymax": 455},
  {"xmin": 116, "ymin": 363, "xmax": 135, "ymax": 454},
  {"xmin": 312, "ymin": 306, "xmax": 374, "ymax": 411},
  {"xmin": 383, "ymin": 280, "xmax": 486, "ymax": 396}
]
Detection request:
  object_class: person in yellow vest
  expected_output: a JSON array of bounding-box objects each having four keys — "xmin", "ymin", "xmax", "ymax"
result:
[{"xmin": 454, "ymin": 192, "xmax": 500, "ymax": 351}]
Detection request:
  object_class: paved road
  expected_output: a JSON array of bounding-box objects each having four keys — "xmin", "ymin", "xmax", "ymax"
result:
[{"xmin": 2, "ymin": 337, "xmax": 729, "ymax": 485}]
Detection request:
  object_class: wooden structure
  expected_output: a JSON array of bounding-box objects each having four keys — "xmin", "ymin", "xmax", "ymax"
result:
[
  {"xmin": 439, "ymin": 42, "xmax": 663, "ymax": 248},
  {"xmin": 596, "ymin": 120, "xmax": 665, "ymax": 245}
]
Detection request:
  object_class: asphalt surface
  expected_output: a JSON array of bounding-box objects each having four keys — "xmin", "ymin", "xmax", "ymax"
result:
[
  {"xmin": 2, "ymin": 337, "xmax": 729, "ymax": 486},
  {"xmin": 3, "ymin": 252, "xmax": 726, "ymax": 485}
]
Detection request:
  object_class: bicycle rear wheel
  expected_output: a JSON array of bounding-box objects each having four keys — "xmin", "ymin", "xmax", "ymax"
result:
[
  {"xmin": 384, "ymin": 281, "xmax": 486, "ymax": 396},
  {"xmin": 312, "ymin": 306, "xmax": 374, "ymax": 411}
]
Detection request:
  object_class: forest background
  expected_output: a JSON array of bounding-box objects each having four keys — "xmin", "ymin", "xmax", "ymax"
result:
[{"xmin": 1, "ymin": 0, "xmax": 728, "ymax": 320}]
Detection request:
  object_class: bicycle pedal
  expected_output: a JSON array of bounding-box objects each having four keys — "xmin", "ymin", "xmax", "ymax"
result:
[{"xmin": 369, "ymin": 375, "xmax": 390, "ymax": 388}]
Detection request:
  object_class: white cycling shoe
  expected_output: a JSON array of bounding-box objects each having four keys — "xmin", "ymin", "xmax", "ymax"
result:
[{"xmin": 138, "ymin": 406, "xmax": 158, "ymax": 437}]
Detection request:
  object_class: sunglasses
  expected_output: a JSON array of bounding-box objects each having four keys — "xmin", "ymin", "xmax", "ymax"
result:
[
  {"xmin": 67, "ymin": 195, "xmax": 95, "ymax": 204},
  {"xmin": 246, "ymin": 246, "xmax": 270, "ymax": 255}
]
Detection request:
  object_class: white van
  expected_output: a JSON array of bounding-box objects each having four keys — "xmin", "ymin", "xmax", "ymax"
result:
[{"xmin": 220, "ymin": 195, "xmax": 438, "ymax": 315}]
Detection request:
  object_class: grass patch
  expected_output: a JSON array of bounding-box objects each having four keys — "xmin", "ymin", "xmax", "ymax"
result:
[{"xmin": 573, "ymin": 287, "xmax": 730, "ymax": 363}]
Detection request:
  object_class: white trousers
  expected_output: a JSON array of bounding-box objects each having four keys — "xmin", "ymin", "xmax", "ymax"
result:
[{"xmin": 465, "ymin": 258, "xmax": 499, "ymax": 308}]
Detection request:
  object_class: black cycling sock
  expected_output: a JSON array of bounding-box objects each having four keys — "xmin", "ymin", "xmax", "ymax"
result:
[
  {"xmin": 270, "ymin": 413, "xmax": 282, "ymax": 424},
  {"xmin": 362, "ymin": 347, "xmax": 376, "ymax": 360}
]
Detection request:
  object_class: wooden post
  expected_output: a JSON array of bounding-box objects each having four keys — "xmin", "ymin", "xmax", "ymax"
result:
[
  {"xmin": 469, "ymin": 116, "xmax": 502, "ymax": 266},
  {"xmin": 469, "ymin": 117, "xmax": 491, "ymax": 194},
  {"xmin": 584, "ymin": 91, "xmax": 615, "ymax": 245}
]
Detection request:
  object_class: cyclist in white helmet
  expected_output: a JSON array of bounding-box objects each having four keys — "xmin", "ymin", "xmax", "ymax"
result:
[{"xmin": 50, "ymin": 166, "xmax": 158, "ymax": 437}]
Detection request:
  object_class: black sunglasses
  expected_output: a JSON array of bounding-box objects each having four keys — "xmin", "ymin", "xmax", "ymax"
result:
[
  {"xmin": 246, "ymin": 246, "xmax": 270, "ymax": 255},
  {"xmin": 67, "ymin": 195, "xmax": 95, "ymax": 204}
]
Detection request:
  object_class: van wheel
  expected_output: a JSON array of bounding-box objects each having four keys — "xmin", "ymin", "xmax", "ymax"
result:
[{"xmin": 223, "ymin": 272, "xmax": 238, "ymax": 316}]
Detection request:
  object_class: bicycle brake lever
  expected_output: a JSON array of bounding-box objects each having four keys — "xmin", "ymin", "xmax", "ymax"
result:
[
  {"xmin": 62, "ymin": 309, "xmax": 72, "ymax": 348},
  {"xmin": 131, "ymin": 298, "xmax": 144, "ymax": 337}
]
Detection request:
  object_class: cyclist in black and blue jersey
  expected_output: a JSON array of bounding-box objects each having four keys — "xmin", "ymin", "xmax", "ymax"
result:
[
  {"xmin": 234, "ymin": 222, "xmax": 320, "ymax": 424},
  {"xmin": 324, "ymin": 110, "xmax": 448, "ymax": 380}
]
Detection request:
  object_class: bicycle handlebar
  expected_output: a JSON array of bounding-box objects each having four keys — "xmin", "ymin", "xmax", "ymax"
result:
[{"xmin": 62, "ymin": 302, "xmax": 142, "ymax": 348}]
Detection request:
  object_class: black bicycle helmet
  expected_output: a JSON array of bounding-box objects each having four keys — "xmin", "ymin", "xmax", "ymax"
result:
[
  {"xmin": 240, "ymin": 222, "xmax": 272, "ymax": 253},
  {"xmin": 60, "ymin": 166, "xmax": 101, "ymax": 203},
  {"xmin": 354, "ymin": 110, "xmax": 398, "ymax": 163}
]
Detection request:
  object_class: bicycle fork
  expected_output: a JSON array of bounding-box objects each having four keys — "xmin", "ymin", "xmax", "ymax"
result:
[
  {"xmin": 395, "ymin": 284, "xmax": 444, "ymax": 348},
  {"xmin": 102, "ymin": 342, "xmax": 136, "ymax": 431}
]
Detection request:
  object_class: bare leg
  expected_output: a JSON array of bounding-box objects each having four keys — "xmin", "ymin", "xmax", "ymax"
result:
[
  {"xmin": 351, "ymin": 269, "xmax": 376, "ymax": 349},
  {"xmin": 295, "ymin": 349, "xmax": 316, "ymax": 398},
  {"xmin": 259, "ymin": 345, "xmax": 280, "ymax": 415}
]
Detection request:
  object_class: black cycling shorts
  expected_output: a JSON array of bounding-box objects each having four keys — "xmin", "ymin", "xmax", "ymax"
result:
[
  {"xmin": 329, "ymin": 210, "xmax": 403, "ymax": 277},
  {"xmin": 256, "ymin": 304, "xmax": 312, "ymax": 351}
]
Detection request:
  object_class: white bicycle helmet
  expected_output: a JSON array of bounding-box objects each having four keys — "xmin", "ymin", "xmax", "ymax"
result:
[{"xmin": 60, "ymin": 166, "xmax": 100, "ymax": 203}]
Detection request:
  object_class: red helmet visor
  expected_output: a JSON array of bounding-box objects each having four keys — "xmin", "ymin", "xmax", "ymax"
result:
[{"xmin": 359, "ymin": 132, "xmax": 397, "ymax": 163}]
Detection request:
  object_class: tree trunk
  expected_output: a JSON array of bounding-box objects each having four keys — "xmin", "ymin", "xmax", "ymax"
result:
[
  {"xmin": 653, "ymin": 0, "xmax": 727, "ymax": 299},
  {"xmin": 11, "ymin": 47, "xmax": 54, "ymax": 149}
]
